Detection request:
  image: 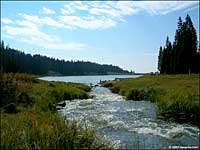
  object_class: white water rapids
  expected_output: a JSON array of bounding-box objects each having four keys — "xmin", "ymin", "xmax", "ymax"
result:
[{"xmin": 40, "ymin": 75, "xmax": 199, "ymax": 149}]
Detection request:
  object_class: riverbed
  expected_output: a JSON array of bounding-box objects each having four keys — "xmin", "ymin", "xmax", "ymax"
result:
[{"xmin": 40, "ymin": 75, "xmax": 199, "ymax": 149}]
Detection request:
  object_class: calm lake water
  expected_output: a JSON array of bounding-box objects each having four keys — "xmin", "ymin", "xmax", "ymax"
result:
[
  {"xmin": 40, "ymin": 75, "xmax": 199, "ymax": 149},
  {"xmin": 39, "ymin": 75, "xmax": 138, "ymax": 85}
]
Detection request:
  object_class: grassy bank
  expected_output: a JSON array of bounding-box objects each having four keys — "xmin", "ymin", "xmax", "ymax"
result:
[
  {"xmin": 102, "ymin": 74, "xmax": 199, "ymax": 125},
  {"xmin": 0, "ymin": 73, "xmax": 110, "ymax": 149}
]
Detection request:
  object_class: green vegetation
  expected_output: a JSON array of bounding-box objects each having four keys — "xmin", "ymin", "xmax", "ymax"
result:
[
  {"xmin": 1, "ymin": 73, "xmax": 110, "ymax": 149},
  {"xmin": 102, "ymin": 74, "xmax": 200, "ymax": 125},
  {"xmin": 158, "ymin": 14, "xmax": 199, "ymax": 74},
  {"xmin": 0, "ymin": 41, "xmax": 131, "ymax": 75}
]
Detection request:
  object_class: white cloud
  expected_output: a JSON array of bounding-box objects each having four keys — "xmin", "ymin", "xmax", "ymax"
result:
[
  {"xmin": 19, "ymin": 14, "xmax": 68, "ymax": 29},
  {"xmin": 1, "ymin": 18, "xmax": 14, "ymax": 24},
  {"xmin": 56, "ymin": 1, "xmax": 198, "ymax": 30},
  {"xmin": 3, "ymin": 23, "xmax": 88, "ymax": 51},
  {"xmin": 16, "ymin": 20, "xmax": 38, "ymax": 30},
  {"xmin": 59, "ymin": 15, "xmax": 116, "ymax": 30},
  {"xmin": 129, "ymin": 1, "xmax": 198, "ymax": 15},
  {"xmin": 184, "ymin": 5, "xmax": 200, "ymax": 13},
  {"xmin": 61, "ymin": 5, "xmax": 76, "ymax": 14},
  {"xmin": 21, "ymin": 14, "xmax": 42, "ymax": 25},
  {"xmin": 2, "ymin": 1, "xmax": 198, "ymax": 51},
  {"xmin": 41, "ymin": 7, "xmax": 56, "ymax": 14},
  {"xmin": 4, "ymin": 25, "xmax": 58, "ymax": 43},
  {"xmin": 43, "ymin": 17, "xmax": 64, "ymax": 28}
]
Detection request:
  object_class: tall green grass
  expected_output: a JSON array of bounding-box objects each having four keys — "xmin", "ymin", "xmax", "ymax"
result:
[
  {"xmin": 1, "ymin": 112, "xmax": 109, "ymax": 149},
  {"xmin": 102, "ymin": 74, "xmax": 200, "ymax": 125},
  {"xmin": 1, "ymin": 73, "xmax": 111, "ymax": 149}
]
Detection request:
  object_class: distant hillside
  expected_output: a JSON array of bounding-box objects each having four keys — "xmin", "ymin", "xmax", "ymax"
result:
[{"xmin": 0, "ymin": 41, "xmax": 131, "ymax": 76}]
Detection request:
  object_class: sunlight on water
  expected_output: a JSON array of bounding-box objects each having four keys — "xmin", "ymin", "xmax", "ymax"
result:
[
  {"xmin": 59, "ymin": 86, "xmax": 199, "ymax": 149},
  {"xmin": 41, "ymin": 75, "xmax": 199, "ymax": 149}
]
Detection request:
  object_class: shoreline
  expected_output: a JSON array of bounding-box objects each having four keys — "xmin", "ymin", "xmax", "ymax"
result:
[
  {"xmin": 101, "ymin": 74, "xmax": 199, "ymax": 126},
  {"xmin": 0, "ymin": 73, "xmax": 110, "ymax": 149}
]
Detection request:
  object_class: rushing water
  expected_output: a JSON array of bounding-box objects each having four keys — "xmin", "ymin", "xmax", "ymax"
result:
[{"xmin": 40, "ymin": 75, "xmax": 199, "ymax": 149}]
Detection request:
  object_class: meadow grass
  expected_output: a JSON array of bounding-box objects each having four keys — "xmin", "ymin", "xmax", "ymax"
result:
[
  {"xmin": 0, "ymin": 73, "xmax": 111, "ymax": 149},
  {"xmin": 102, "ymin": 74, "xmax": 199, "ymax": 125}
]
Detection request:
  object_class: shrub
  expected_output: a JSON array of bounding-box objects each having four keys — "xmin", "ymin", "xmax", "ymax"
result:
[
  {"xmin": 110, "ymin": 86, "xmax": 120, "ymax": 93},
  {"xmin": 0, "ymin": 73, "xmax": 17, "ymax": 107},
  {"xmin": 126, "ymin": 89, "xmax": 146, "ymax": 100},
  {"xmin": 119, "ymin": 89, "xmax": 127, "ymax": 96},
  {"xmin": 74, "ymin": 84, "xmax": 91, "ymax": 92},
  {"xmin": 101, "ymin": 82, "xmax": 113, "ymax": 87},
  {"xmin": 49, "ymin": 83, "xmax": 55, "ymax": 87},
  {"xmin": 63, "ymin": 92, "xmax": 73, "ymax": 100},
  {"xmin": 145, "ymin": 88, "xmax": 161, "ymax": 103},
  {"xmin": 18, "ymin": 92, "xmax": 33, "ymax": 105},
  {"xmin": 63, "ymin": 90, "xmax": 89, "ymax": 100},
  {"xmin": 157, "ymin": 91, "xmax": 200, "ymax": 125},
  {"xmin": 14, "ymin": 73, "xmax": 38, "ymax": 83},
  {"xmin": 50, "ymin": 90, "xmax": 63, "ymax": 102}
]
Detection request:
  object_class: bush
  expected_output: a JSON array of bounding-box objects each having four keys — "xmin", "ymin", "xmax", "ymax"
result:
[
  {"xmin": 101, "ymin": 82, "xmax": 113, "ymax": 87},
  {"xmin": 74, "ymin": 84, "xmax": 91, "ymax": 92},
  {"xmin": 119, "ymin": 89, "xmax": 127, "ymax": 96},
  {"xmin": 14, "ymin": 73, "xmax": 38, "ymax": 83},
  {"xmin": 51, "ymin": 90, "xmax": 63, "ymax": 102},
  {"xmin": 49, "ymin": 83, "xmax": 55, "ymax": 87},
  {"xmin": 0, "ymin": 73, "xmax": 17, "ymax": 107},
  {"xmin": 110, "ymin": 86, "xmax": 120, "ymax": 93},
  {"xmin": 63, "ymin": 92, "xmax": 73, "ymax": 100},
  {"xmin": 157, "ymin": 91, "xmax": 200, "ymax": 125},
  {"xmin": 145, "ymin": 88, "xmax": 161, "ymax": 103},
  {"xmin": 18, "ymin": 92, "xmax": 33, "ymax": 105},
  {"xmin": 63, "ymin": 90, "xmax": 89, "ymax": 100},
  {"xmin": 126, "ymin": 89, "xmax": 146, "ymax": 100}
]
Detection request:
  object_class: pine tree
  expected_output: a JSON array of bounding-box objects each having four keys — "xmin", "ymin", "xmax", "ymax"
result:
[
  {"xmin": 176, "ymin": 14, "xmax": 197, "ymax": 73},
  {"xmin": 158, "ymin": 46, "xmax": 163, "ymax": 72},
  {"xmin": 158, "ymin": 14, "xmax": 198, "ymax": 74},
  {"xmin": 174, "ymin": 17, "xmax": 183, "ymax": 73},
  {"xmin": 162, "ymin": 36, "xmax": 172, "ymax": 74},
  {"xmin": 0, "ymin": 41, "xmax": 5, "ymax": 72}
]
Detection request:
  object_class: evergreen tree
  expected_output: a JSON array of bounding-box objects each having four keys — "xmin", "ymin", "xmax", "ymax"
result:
[
  {"xmin": 158, "ymin": 14, "xmax": 198, "ymax": 74},
  {"xmin": 173, "ymin": 17, "xmax": 183, "ymax": 73},
  {"xmin": 158, "ymin": 46, "xmax": 163, "ymax": 72},
  {"xmin": 0, "ymin": 41, "xmax": 131, "ymax": 75}
]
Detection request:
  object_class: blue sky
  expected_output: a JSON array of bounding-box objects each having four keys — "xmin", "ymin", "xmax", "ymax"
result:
[{"xmin": 1, "ymin": 1, "xmax": 199, "ymax": 73}]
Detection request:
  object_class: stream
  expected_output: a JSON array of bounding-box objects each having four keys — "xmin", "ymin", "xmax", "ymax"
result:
[{"xmin": 40, "ymin": 75, "xmax": 199, "ymax": 149}]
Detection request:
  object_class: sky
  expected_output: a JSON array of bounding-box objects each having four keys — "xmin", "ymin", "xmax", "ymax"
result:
[{"xmin": 1, "ymin": 1, "xmax": 199, "ymax": 73}]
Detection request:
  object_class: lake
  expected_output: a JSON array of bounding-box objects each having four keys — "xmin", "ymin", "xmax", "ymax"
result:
[
  {"xmin": 39, "ymin": 74, "xmax": 138, "ymax": 85},
  {"xmin": 40, "ymin": 75, "xmax": 199, "ymax": 149}
]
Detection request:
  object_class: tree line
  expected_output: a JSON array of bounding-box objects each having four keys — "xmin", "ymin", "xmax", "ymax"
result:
[
  {"xmin": 0, "ymin": 42, "xmax": 130, "ymax": 75},
  {"xmin": 158, "ymin": 14, "xmax": 199, "ymax": 74}
]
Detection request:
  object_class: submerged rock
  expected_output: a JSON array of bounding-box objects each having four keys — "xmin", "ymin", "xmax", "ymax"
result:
[
  {"xmin": 56, "ymin": 106, "xmax": 63, "ymax": 110},
  {"xmin": 57, "ymin": 101, "xmax": 66, "ymax": 107}
]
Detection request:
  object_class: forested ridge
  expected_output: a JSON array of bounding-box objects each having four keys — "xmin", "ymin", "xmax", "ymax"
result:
[
  {"xmin": 0, "ymin": 42, "xmax": 130, "ymax": 76},
  {"xmin": 158, "ymin": 14, "xmax": 200, "ymax": 74}
]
